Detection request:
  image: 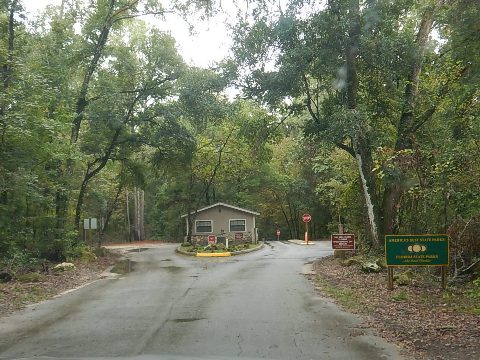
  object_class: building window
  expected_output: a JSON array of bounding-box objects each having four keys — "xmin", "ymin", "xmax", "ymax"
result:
[
  {"xmin": 230, "ymin": 219, "xmax": 246, "ymax": 232},
  {"xmin": 196, "ymin": 220, "xmax": 212, "ymax": 233}
]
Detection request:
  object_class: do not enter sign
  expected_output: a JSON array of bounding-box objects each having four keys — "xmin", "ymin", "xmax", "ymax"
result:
[
  {"xmin": 302, "ymin": 213, "xmax": 312, "ymax": 223},
  {"xmin": 208, "ymin": 235, "xmax": 216, "ymax": 244}
]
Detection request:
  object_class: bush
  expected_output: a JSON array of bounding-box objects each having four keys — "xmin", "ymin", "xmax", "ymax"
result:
[
  {"xmin": 66, "ymin": 244, "xmax": 97, "ymax": 262},
  {"xmin": 468, "ymin": 278, "xmax": 480, "ymax": 300},
  {"xmin": 39, "ymin": 232, "xmax": 78, "ymax": 261},
  {"xmin": 93, "ymin": 246, "xmax": 109, "ymax": 257},
  {"xmin": 1, "ymin": 248, "xmax": 40, "ymax": 278},
  {"xmin": 204, "ymin": 244, "xmax": 223, "ymax": 251}
]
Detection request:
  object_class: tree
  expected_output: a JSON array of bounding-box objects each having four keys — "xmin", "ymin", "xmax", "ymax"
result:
[{"xmin": 230, "ymin": 0, "xmax": 457, "ymax": 247}]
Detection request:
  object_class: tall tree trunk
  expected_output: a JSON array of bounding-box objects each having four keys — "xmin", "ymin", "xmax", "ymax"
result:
[
  {"xmin": 273, "ymin": 191, "xmax": 294, "ymax": 239},
  {"xmin": 354, "ymin": 131, "xmax": 380, "ymax": 247},
  {"xmin": 126, "ymin": 189, "xmax": 131, "ymax": 241},
  {"xmin": 100, "ymin": 181, "xmax": 123, "ymax": 237},
  {"xmin": 65, "ymin": 0, "xmax": 140, "ymax": 235},
  {"xmin": 133, "ymin": 186, "xmax": 139, "ymax": 240},
  {"xmin": 186, "ymin": 169, "xmax": 195, "ymax": 244},
  {"xmin": 345, "ymin": 0, "xmax": 380, "ymax": 247},
  {"xmin": 141, "ymin": 189, "xmax": 145, "ymax": 239},
  {"xmin": 73, "ymin": 127, "xmax": 122, "ymax": 230},
  {"xmin": 0, "ymin": 1, "xmax": 16, "ymax": 203},
  {"xmin": 381, "ymin": 0, "xmax": 441, "ymax": 235},
  {"xmin": 132, "ymin": 187, "xmax": 144, "ymax": 241},
  {"xmin": 287, "ymin": 199, "xmax": 299, "ymax": 239}
]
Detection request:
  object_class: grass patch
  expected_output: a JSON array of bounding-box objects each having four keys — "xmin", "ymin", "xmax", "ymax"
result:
[
  {"xmin": 16, "ymin": 272, "xmax": 47, "ymax": 283},
  {"xmin": 417, "ymin": 287, "xmax": 480, "ymax": 315},
  {"xmin": 8, "ymin": 285, "xmax": 47, "ymax": 308},
  {"xmin": 315, "ymin": 275, "xmax": 356, "ymax": 309},
  {"xmin": 391, "ymin": 290, "xmax": 409, "ymax": 302}
]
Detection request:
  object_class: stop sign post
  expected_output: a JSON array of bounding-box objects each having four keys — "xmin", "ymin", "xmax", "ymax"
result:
[{"xmin": 302, "ymin": 213, "xmax": 311, "ymax": 244}]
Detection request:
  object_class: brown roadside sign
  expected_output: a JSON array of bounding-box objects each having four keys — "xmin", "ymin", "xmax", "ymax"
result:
[{"xmin": 331, "ymin": 234, "xmax": 355, "ymax": 250}]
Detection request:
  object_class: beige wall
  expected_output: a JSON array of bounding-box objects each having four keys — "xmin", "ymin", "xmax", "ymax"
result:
[{"xmin": 191, "ymin": 205, "xmax": 256, "ymax": 240}]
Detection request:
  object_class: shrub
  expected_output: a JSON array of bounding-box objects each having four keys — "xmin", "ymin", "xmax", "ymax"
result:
[
  {"xmin": 1, "ymin": 247, "xmax": 39, "ymax": 278},
  {"xmin": 93, "ymin": 246, "xmax": 109, "ymax": 257},
  {"xmin": 468, "ymin": 278, "xmax": 480, "ymax": 300},
  {"xmin": 66, "ymin": 244, "xmax": 97, "ymax": 262},
  {"xmin": 39, "ymin": 231, "xmax": 78, "ymax": 261}
]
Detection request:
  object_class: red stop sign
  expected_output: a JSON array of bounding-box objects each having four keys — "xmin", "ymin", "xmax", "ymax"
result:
[
  {"xmin": 302, "ymin": 213, "xmax": 312, "ymax": 222},
  {"xmin": 276, "ymin": 229, "xmax": 281, "ymax": 236}
]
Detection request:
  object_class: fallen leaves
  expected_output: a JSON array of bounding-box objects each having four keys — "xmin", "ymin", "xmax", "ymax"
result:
[
  {"xmin": 310, "ymin": 256, "xmax": 480, "ymax": 360},
  {"xmin": 0, "ymin": 252, "xmax": 119, "ymax": 318}
]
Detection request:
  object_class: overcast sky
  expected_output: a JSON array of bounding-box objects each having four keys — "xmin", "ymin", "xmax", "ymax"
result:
[{"xmin": 23, "ymin": 0, "xmax": 234, "ymax": 68}]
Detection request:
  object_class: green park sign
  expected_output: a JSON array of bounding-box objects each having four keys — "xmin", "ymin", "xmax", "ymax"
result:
[{"xmin": 385, "ymin": 235, "xmax": 449, "ymax": 266}]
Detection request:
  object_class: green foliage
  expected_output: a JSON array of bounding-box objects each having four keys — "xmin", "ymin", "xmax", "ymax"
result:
[
  {"xmin": 391, "ymin": 290, "xmax": 409, "ymax": 302},
  {"xmin": 394, "ymin": 270, "xmax": 415, "ymax": 286},
  {"xmin": 468, "ymin": 278, "xmax": 480, "ymax": 301},
  {"xmin": 203, "ymin": 243, "xmax": 227, "ymax": 251},
  {"xmin": 0, "ymin": 0, "xmax": 478, "ymax": 281},
  {"xmin": 181, "ymin": 243, "xmax": 259, "ymax": 254},
  {"xmin": 66, "ymin": 244, "xmax": 97, "ymax": 263},
  {"xmin": 93, "ymin": 246, "xmax": 110, "ymax": 258},
  {"xmin": 315, "ymin": 275, "xmax": 355, "ymax": 308},
  {"xmin": 228, "ymin": 0, "xmax": 479, "ymax": 256},
  {"xmin": 0, "ymin": 248, "xmax": 40, "ymax": 278}
]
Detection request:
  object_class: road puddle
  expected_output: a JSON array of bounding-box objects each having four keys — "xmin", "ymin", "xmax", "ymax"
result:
[
  {"xmin": 125, "ymin": 248, "xmax": 149, "ymax": 253},
  {"xmin": 171, "ymin": 318, "xmax": 206, "ymax": 323},
  {"xmin": 111, "ymin": 259, "xmax": 135, "ymax": 274},
  {"xmin": 161, "ymin": 265, "xmax": 184, "ymax": 273}
]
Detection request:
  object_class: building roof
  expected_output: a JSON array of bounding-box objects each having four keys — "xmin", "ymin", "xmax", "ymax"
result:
[{"xmin": 181, "ymin": 202, "xmax": 260, "ymax": 218}]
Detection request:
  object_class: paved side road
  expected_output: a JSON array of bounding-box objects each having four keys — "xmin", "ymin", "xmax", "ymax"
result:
[{"xmin": 0, "ymin": 241, "xmax": 405, "ymax": 360}]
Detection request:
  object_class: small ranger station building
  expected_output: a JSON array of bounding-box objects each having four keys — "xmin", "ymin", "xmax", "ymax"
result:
[{"xmin": 181, "ymin": 203, "xmax": 260, "ymax": 245}]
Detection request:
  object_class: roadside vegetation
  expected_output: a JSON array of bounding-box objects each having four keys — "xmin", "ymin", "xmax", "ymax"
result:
[
  {"xmin": 0, "ymin": 247, "xmax": 119, "ymax": 318},
  {"xmin": 179, "ymin": 242, "xmax": 259, "ymax": 254},
  {"xmin": 310, "ymin": 256, "xmax": 480, "ymax": 360}
]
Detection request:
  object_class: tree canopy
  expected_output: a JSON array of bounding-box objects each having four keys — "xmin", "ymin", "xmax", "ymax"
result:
[{"xmin": 0, "ymin": 0, "xmax": 478, "ymax": 277}]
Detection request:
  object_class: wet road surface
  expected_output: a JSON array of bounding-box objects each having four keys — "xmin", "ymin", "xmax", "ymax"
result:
[{"xmin": 0, "ymin": 241, "xmax": 404, "ymax": 360}]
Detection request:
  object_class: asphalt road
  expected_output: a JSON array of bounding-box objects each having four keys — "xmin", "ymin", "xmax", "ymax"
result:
[{"xmin": 0, "ymin": 241, "xmax": 404, "ymax": 360}]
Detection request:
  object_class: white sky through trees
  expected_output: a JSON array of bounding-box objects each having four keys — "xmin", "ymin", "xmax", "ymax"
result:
[{"xmin": 24, "ymin": 0, "xmax": 234, "ymax": 68}]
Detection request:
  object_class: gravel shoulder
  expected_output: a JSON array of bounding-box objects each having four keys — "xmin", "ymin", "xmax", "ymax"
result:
[{"xmin": 308, "ymin": 256, "xmax": 479, "ymax": 360}]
